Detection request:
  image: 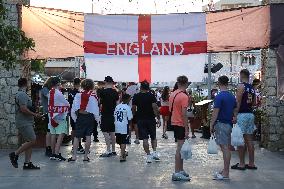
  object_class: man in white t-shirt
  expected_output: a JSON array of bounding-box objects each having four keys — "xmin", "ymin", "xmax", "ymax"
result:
[
  {"xmin": 114, "ymin": 94, "xmax": 133, "ymax": 162},
  {"xmin": 126, "ymin": 82, "xmax": 139, "ymax": 144}
]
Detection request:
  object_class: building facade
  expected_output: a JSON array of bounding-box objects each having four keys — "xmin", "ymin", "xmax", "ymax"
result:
[
  {"xmin": 209, "ymin": 50, "xmax": 261, "ymax": 83},
  {"xmin": 203, "ymin": 0, "xmax": 261, "ymax": 11}
]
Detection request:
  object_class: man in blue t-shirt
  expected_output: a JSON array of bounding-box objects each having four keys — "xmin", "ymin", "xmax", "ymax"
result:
[{"xmin": 210, "ymin": 76, "xmax": 237, "ymax": 180}]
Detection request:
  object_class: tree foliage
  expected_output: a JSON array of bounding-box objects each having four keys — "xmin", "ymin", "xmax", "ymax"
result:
[
  {"xmin": 0, "ymin": 0, "xmax": 35, "ymax": 70},
  {"xmin": 31, "ymin": 59, "xmax": 45, "ymax": 73}
]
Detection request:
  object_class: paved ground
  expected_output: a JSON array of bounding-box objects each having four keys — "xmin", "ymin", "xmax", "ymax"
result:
[{"xmin": 0, "ymin": 128, "xmax": 284, "ymax": 189}]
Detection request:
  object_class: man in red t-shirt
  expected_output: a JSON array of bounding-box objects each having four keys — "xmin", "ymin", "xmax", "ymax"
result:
[{"xmin": 169, "ymin": 76, "xmax": 190, "ymax": 182}]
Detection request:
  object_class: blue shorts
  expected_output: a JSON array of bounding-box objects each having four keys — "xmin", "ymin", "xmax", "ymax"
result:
[
  {"xmin": 237, "ymin": 113, "xmax": 255, "ymax": 135},
  {"xmin": 214, "ymin": 122, "xmax": 232, "ymax": 145}
]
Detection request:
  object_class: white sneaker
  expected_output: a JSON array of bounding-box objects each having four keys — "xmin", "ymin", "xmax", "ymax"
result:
[
  {"xmin": 152, "ymin": 151, "xmax": 160, "ymax": 161},
  {"xmin": 179, "ymin": 170, "xmax": 191, "ymax": 178},
  {"xmin": 172, "ymin": 172, "xmax": 191, "ymax": 181},
  {"xmin": 146, "ymin": 155, "xmax": 152, "ymax": 163}
]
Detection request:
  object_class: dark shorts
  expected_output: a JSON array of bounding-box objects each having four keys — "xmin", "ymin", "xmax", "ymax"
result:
[
  {"xmin": 116, "ymin": 133, "xmax": 128, "ymax": 145},
  {"xmin": 137, "ymin": 119, "xmax": 156, "ymax": 140},
  {"xmin": 173, "ymin": 126, "xmax": 185, "ymax": 140},
  {"xmin": 74, "ymin": 113, "xmax": 95, "ymax": 138},
  {"xmin": 44, "ymin": 114, "xmax": 50, "ymax": 132},
  {"xmin": 101, "ymin": 114, "xmax": 115, "ymax": 133}
]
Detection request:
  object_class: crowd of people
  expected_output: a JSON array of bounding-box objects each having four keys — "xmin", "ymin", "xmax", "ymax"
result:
[{"xmin": 9, "ymin": 69, "xmax": 258, "ymax": 182}]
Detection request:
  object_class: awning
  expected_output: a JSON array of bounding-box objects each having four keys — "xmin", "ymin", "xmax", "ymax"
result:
[{"xmin": 22, "ymin": 4, "xmax": 284, "ymax": 59}]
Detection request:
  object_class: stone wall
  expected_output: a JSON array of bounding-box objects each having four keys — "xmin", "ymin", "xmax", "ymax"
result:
[
  {"xmin": 261, "ymin": 49, "xmax": 284, "ymax": 151},
  {"xmin": 0, "ymin": 1, "xmax": 23, "ymax": 148}
]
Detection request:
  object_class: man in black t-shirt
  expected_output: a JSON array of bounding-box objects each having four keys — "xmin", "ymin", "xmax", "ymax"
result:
[
  {"xmin": 132, "ymin": 81, "xmax": 161, "ymax": 163},
  {"xmin": 99, "ymin": 76, "xmax": 119, "ymax": 157}
]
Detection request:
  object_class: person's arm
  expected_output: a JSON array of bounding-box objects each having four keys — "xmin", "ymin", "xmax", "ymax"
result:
[
  {"xmin": 152, "ymin": 102, "xmax": 161, "ymax": 127},
  {"xmin": 182, "ymin": 106, "xmax": 189, "ymax": 138},
  {"xmin": 115, "ymin": 91, "xmax": 120, "ymax": 105},
  {"xmin": 210, "ymin": 95, "xmax": 221, "ymax": 133},
  {"xmin": 181, "ymin": 95, "xmax": 189, "ymax": 138},
  {"xmin": 92, "ymin": 96, "xmax": 101, "ymax": 123},
  {"xmin": 132, "ymin": 104, "xmax": 137, "ymax": 116},
  {"xmin": 235, "ymin": 84, "xmax": 244, "ymax": 113},
  {"xmin": 151, "ymin": 93, "xmax": 159, "ymax": 117},
  {"xmin": 127, "ymin": 106, "xmax": 133, "ymax": 121},
  {"xmin": 188, "ymin": 96, "xmax": 192, "ymax": 108},
  {"xmin": 210, "ymin": 108, "xmax": 220, "ymax": 133},
  {"xmin": 152, "ymin": 103, "xmax": 160, "ymax": 119},
  {"xmin": 17, "ymin": 93, "xmax": 40, "ymax": 117},
  {"xmin": 19, "ymin": 105, "xmax": 40, "ymax": 117},
  {"xmin": 232, "ymin": 98, "xmax": 238, "ymax": 124},
  {"xmin": 132, "ymin": 95, "xmax": 137, "ymax": 115}
]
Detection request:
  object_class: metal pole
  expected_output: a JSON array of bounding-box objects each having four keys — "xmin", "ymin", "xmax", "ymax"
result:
[
  {"xmin": 230, "ymin": 52, "xmax": 233, "ymax": 83},
  {"xmin": 208, "ymin": 53, "xmax": 212, "ymax": 100},
  {"xmin": 92, "ymin": 0, "xmax": 94, "ymax": 14}
]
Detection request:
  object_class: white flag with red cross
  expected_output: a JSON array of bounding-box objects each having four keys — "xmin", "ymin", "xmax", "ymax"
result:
[{"xmin": 84, "ymin": 14, "xmax": 207, "ymax": 83}]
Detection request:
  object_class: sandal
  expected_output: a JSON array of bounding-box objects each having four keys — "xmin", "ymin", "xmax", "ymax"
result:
[
  {"xmin": 245, "ymin": 164, "xmax": 258, "ymax": 170},
  {"xmin": 213, "ymin": 173, "xmax": 230, "ymax": 180},
  {"xmin": 83, "ymin": 157, "xmax": 90, "ymax": 162},
  {"xmin": 231, "ymin": 163, "xmax": 246, "ymax": 170},
  {"xmin": 67, "ymin": 157, "xmax": 76, "ymax": 162}
]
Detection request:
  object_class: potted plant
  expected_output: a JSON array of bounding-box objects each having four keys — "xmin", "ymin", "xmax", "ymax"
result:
[{"xmin": 190, "ymin": 93, "xmax": 206, "ymax": 135}]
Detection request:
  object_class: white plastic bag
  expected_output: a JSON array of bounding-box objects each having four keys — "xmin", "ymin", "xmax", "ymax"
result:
[
  {"xmin": 180, "ymin": 139, "xmax": 192, "ymax": 160},
  {"xmin": 231, "ymin": 124, "xmax": 244, "ymax": 147},
  {"xmin": 207, "ymin": 136, "xmax": 218, "ymax": 154}
]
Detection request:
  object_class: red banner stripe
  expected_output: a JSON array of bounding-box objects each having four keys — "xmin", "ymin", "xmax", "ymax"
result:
[
  {"xmin": 83, "ymin": 41, "xmax": 207, "ymax": 55},
  {"xmin": 182, "ymin": 41, "xmax": 207, "ymax": 55},
  {"xmin": 84, "ymin": 41, "xmax": 107, "ymax": 54},
  {"xmin": 138, "ymin": 15, "xmax": 152, "ymax": 83}
]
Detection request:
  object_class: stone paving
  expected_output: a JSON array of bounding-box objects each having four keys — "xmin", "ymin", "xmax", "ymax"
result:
[{"xmin": 0, "ymin": 129, "xmax": 284, "ymax": 189}]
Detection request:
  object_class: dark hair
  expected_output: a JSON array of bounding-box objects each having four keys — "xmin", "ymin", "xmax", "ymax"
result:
[
  {"xmin": 18, "ymin": 78, "xmax": 28, "ymax": 88},
  {"xmin": 161, "ymin": 86, "xmax": 170, "ymax": 101},
  {"xmin": 240, "ymin": 69, "xmax": 250, "ymax": 78},
  {"xmin": 122, "ymin": 82, "xmax": 127, "ymax": 87},
  {"xmin": 121, "ymin": 93, "xmax": 131, "ymax": 103},
  {"xmin": 218, "ymin": 75, "xmax": 229, "ymax": 86},
  {"xmin": 177, "ymin": 75, "xmax": 189, "ymax": 86},
  {"xmin": 173, "ymin": 82, "xmax": 178, "ymax": 92},
  {"xmin": 252, "ymin": 79, "xmax": 261, "ymax": 86},
  {"xmin": 140, "ymin": 80, "xmax": 150, "ymax": 90},
  {"xmin": 104, "ymin": 76, "xmax": 114, "ymax": 83},
  {"xmin": 73, "ymin": 78, "xmax": 81, "ymax": 85},
  {"xmin": 81, "ymin": 79, "xmax": 94, "ymax": 91},
  {"xmin": 51, "ymin": 77, "xmax": 60, "ymax": 87}
]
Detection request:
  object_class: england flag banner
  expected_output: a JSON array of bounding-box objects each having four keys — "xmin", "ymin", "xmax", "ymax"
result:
[{"xmin": 84, "ymin": 14, "xmax": 207, "ymax": 82}]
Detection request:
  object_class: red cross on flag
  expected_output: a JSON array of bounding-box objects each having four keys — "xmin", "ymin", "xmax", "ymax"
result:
[{"xmin": 84, "ymin": 14, "xmax": 207, "ymax": 83}]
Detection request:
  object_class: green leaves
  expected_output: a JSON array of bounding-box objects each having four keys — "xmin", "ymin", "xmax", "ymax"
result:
[{"xmin": 0, "ymin": 0, "xmax": 35, "ymax": 70}]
